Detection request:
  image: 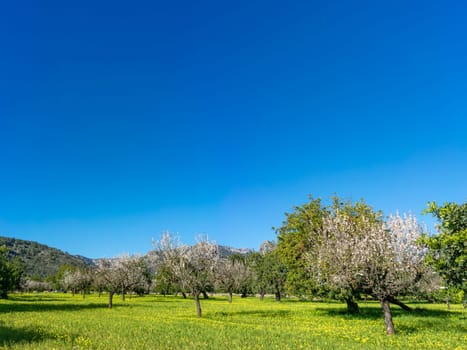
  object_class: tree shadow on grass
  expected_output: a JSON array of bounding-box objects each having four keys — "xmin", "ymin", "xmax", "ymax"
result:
[
  {"xmin": 396, "ymin": 308, "xmax": 467, "ymax": 334},
  {"xmin": 0, "ymin": 300, "xmax": 114, "ymax": 313},
  {"xmin": 397, "ymin": 319, "xmax": 466, "ymax": 335},
  {"xmin": 8, "ymin": 294, "xmax": 69, "ymax": 302},
  {"xmin": 314, "ymin": 305, "xmax": 456, "ymax": 321},
  {"xmin": 0, "ymin": 321, "xmax": 54, "ymax": 347}
]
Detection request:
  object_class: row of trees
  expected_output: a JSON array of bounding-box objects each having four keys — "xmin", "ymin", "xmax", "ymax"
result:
[
  {"xmin": 0, "ymin": 197, "xmax": 465, "ymax": 336},
  {"xmin": 151, "ymin": 234, "xmax": 288, "ymax": 317},
  {"xmin": 8, "ymin": 235, "xmax": 285, "ymax": 318}
]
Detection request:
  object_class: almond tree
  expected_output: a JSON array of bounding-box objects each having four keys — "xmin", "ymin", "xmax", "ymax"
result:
[
  {"xmin": 118, "ymin": 255, "xmax": 152, "ymax": 300},
  {"xmin": 96, "ymin": 258, "xmax": 124, "ymax": 308},
  {"xmin": 177, "ymin": 236, "xmax": 219, "ymax": 317},
  {"xmin": 96, "ymin": 255, "xmax": 151, "ymax": 308},
  {"xmin": 364, "ymin": 214, "xmax": 431, "ymax": 334},
  {"xmin": 62, "ymin": 268, "xmax": 93, "ymax": 298},
  {"xmin": 216, "ymin": 253, "xmax": 251, "ymax": 303},
  {"xmin": 154, "ymin": 233, "xmax": 219, "ymax": 317},
  {"xmin": 152, "ymin": 232, "xmax": 185, "ymax": 296},
  {"xmin": 22, "ymin": 279, "xmax": 53, "ymax": 292},
  {"xmin": 313, "ymin": 210, "xmax": 433, "ymax": 335}
]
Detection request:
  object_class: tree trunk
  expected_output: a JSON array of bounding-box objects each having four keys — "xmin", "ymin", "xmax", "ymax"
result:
[
  {"xmin": 260, "ymin": 292, "xmax": 265, "ymax": 301},
  {"xmin": 228, "ymin": 290, "xmax": 233, "ymax": 303},
  {"xmin": 387, "ymin": 296, "xmax": 412, "ymax": 311},
  {"xmin": 381, "ymin": 298, "xmax": 396, "ymax": 335},
  {"xmin": 446, "ymin": 297, "xmax": 451, "ymax": 310},
  {"xmin": 182, "ymin": 292, "xmax": 187, "ymax": 299},
  {"xmin": 345, "ymin": 298, "xmax": 360, "ymax": 314},
  {"xmin": 194, "ymin": 291, "xmax": 202, "ymax": 317},
  {"xmin": 275, "ymin": 291, "xmax": 281, "ymax": 302},
  {"xmin": 108, "ymin": 292, "xmax": 114, "ymax": 309},
  {"xmin": 202, "ymin": 291, "xmax": 209, "ymax": 299},
  {"xmin": 121, "ymin": 287, "xmax": 126, "ymax": 301}
]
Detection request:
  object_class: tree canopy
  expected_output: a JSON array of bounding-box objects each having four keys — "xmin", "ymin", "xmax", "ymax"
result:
[
  {"xmin": 0, "ymin": 245, "xmax": 24, "ymax": 298},
  {"xmin": 423, "ymin": 201, "xmax": 467, "ymax": 294}
]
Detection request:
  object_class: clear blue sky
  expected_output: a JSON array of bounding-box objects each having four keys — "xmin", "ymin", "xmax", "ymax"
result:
[{"xmin": 1, "ymin": 0, "xmax": 466, "ymax": 258}]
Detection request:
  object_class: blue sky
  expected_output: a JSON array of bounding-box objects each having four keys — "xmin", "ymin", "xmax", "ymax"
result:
[{"xmin": 1, "ymin": 0, "xmax": 466, "ymax": 258}]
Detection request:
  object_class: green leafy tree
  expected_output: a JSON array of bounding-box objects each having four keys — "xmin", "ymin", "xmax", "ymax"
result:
[
  {"xmin": 248, "ymin": 242, "xmax": 288, "ymax": 301},
  {"xmin": 50, "ymin": 264, "xmax": 77, "ymax": 291},
  {"xmin": 276, "ymin": 196, "xmax": 325, "ymax": 297},
  {"xmin": 423, "ymin": 201, "xmax": 467, "ymax": 298},
  {"xmin": 0, "ymin": 246, "xmax": 24, "ymax": 298},
  {"xmin": 153, "ymin": 264, "xmax": 178, "ymax": 295}
]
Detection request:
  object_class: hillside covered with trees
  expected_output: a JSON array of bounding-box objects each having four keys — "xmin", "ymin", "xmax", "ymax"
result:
[{"xmin": 0, "ymin": 236, "xmax": 94, "ymax": 279}]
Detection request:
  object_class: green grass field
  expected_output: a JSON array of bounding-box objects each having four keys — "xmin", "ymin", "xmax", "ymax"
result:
[{"xmin": 0, "ymin": 293, "xmax": 465, "ymax": 350}]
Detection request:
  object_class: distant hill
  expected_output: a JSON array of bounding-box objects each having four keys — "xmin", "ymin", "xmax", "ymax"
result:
[{"xmin": 0, "ymin": 236, "xmax": 94, "ymax": 280}]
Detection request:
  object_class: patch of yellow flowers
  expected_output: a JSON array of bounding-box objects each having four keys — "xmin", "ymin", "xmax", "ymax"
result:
[{"xmin": 0, "ymin": 293, "xmax": 465, "ymax": 350}]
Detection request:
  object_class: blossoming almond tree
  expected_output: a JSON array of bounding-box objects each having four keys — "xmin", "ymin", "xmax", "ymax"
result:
[
  {"xmin": 96, "ymin": 255, "xmax": 151, "ymax": 308},
  {"xmin": 154, "ymin": 232, "xmax": 220, "ymax": 317},
  {"xmin": 312, "ymin": 210, "xmax": 433, "ymax": 335},
  {"xmin": 359, "ymin": 214, "xmax": 430, "ymax": 335}
]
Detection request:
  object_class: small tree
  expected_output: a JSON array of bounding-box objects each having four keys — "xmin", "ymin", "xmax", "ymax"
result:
[
  {"xmin": 248, "ymin": 242, "xmax": 287, "ymax": 301},
  {"xmin": 0, "ymin": 246, "xmax": 23, "ymax": 299},
  {"xmin": 422, "ymin": 201, "xmax": 466, "ymax": 305},
  {"xmin": 62, "ymin": 268, "xmax": 93, "ymax": 298},
  {"xmin": 178, "ymin": 236, "xmax": 219, "ymax": 317},
  {"xmin": 247, "ymin": 252, "xmax": 269, "ymax": 300},
  {"xmin": 152, "ymin": 232, "xmax": 186, "ymax": 297},
  {"xmin": 114, "ymin": 255, "xmax": 151, "ymax": 300},
  {"xmin": 96, "ymin": 255, "xmax": 150, "ymax": 308},
  {"xmin": 154, "ymin": 233, "xmax": 219, "ymax": 317},
  {"xmin": 96, "ymin": 259, "xmax": 122, "ymax": 308},
  {"xmin": 216, "ymin": 253, "xmax": 251, "ymax": 303},
  {"xmin": 22, "ymin": 279, "xmax": 53, "ymax": 292},
  {"xmin": 153, "ymin": 264, "xmax": 178, "ymax": 295}
]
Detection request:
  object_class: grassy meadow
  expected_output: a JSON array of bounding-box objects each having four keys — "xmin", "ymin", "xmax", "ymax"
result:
[{"xmin": 0, "ymin": 293, "xmax": 466, "ymax": 350}]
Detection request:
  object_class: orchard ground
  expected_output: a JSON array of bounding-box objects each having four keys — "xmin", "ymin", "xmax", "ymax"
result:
[{"xmin": 0, "ymin": 293, "xmax": 465, "ymax": 350}]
